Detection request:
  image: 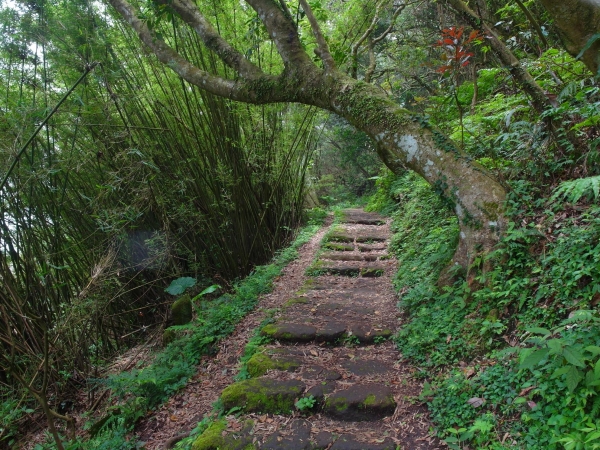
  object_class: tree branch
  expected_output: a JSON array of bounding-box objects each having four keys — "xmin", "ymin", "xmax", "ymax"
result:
[
  {"xmin": 372, "ymin": 3, "xmax": 407, "ymax": 45},
  {"xmin": 351, "ymin": 1, "xmax": 382, "ymax": 78},
  {"xmin": 245, "ymin": 0, "xmax": 314, "ymax": 69},
  {"xmin": 108, "ymin": 0, "xmax": 284, "ymax": 103},
  {"xmin": 298, "ymin": 0, "xmax": 336, "ymax": 71},
  {"xmin": 364, "ymin": 38, "xmax": 376, "ymax": 83},
  {"xmin": 158, "ymin": 0, "xmax": 264, "ymax": 78}
]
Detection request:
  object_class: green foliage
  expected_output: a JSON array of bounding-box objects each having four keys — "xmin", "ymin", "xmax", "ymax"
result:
[
  {"xmin": 551, "ymin": 175, "xmax": 600, "ymax": 204},
  {"xmin": 295, "ymin": 395, "xmax": 316, "ymax": 411},
  {"xmin": 165, "ymin": 277, "xmax": 197, "ymax": 296},
  {"xmin": 0, "ymin": 397, "xmax": 33, "ymax": 447},
  {"xmin": 429, "ymin": 312, "xmax": 600, "ymax": 449}
]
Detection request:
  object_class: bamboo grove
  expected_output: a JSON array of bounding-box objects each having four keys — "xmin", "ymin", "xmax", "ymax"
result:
[{"xmin": 0, "ymin": 0, "xmax": 317, "ymax": 420}]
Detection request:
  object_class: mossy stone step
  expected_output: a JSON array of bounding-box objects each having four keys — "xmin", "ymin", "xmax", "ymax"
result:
[
  {"xmin": 220, "ymin": 378, "xmax": 305, "ymax": 414},
  {"xmin": 340, "ymin": 209, "xmax": 386, "ymax": 226},
  {"xmin": 246, "ymin": 351, "xmax": 302, "ymax": 377},
  {"xmin": 323, "ymin": 383, "xmax": 396, "ymax": 421},
  {"xmin": 323, "ymin": 242, "xmax": 354, "ymax": 251},
  {"xmin": 340, "ymin": 217, "xmax": 386, "ymax": 226},
  {"xmin": 261, "ymin": 320, "xmax": 392, "ymax": 345},
  {"xmin": 192, "ymin": 418, "xmax": 254, "ymax": 450},
  {"xmin": 348, "ymin": 324, "xmax": 393, "ymax": 343},
  {"xmin": 355, "ymin": 234, "xmax": 387, "ymax": 243},
  {"xmin": 261, "ymin": 323, "xmax": 316, "ymax": 341},
  {"xmin": 326, "ymin": 232, "xmax": 355, "ymax": 243},
  {"xmin": 319, "ymin": 252, "xmax": 381, "ymax": 262},
  {"xmin": 357, "ymin": 243, "xmax": 387, "ymax": 252},
  {"xmin": 311, "ymin": 262, "xmax": 386, "ymax": 277}
]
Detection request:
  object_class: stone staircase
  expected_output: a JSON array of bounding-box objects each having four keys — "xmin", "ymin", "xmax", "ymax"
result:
[{"xmin": 191, "ymin": 209, "xmax": 440, "ymax": 450}]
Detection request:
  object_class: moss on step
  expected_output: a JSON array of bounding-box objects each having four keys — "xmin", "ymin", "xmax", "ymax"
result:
[
  {"xmin": 192, "ymin": 419, "xmax": 255, "ymax": 450},
  {"xmin": 220, "ymin": 378, "xmax": 305, "ymax": 414},
  {"xmin": 283, "ymin": 297, "xmax": 309, "ymax": 308},
  {"xmin": 323, "ymin": 242, "xmax": 354, "ymax": 251},
  {"xmin": 246, "ymin": 352, "xmax": 301, "ymax": 377}
]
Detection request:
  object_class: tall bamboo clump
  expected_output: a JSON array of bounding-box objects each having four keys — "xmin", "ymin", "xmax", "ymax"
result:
[{"xmin": 0, "ymin": 0, "xmax": 316, "ymax": 415}]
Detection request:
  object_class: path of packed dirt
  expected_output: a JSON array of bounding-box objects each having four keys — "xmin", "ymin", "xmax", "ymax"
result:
[{"xmin": 135, "ymin": 209, "xmax": 443, "ymax": 449}]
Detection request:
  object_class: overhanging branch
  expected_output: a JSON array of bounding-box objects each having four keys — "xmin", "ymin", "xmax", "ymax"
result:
[
  {"xmin": 299, "ymin": 0, "xmax": 336, "ymax": 71},
  {"xmin": 108, "ymin": 0, "xmax": 285, "ymax": 103}
]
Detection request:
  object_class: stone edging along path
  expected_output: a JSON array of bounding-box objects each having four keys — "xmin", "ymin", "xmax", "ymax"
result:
[{"xmin": 138, "ymin": 210, "xmax": 443, "ymax": 449}]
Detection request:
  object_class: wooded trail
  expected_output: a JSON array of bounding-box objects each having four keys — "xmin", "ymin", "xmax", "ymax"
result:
[{"xmin": 137, "ymin": 210, "xmax": 442, "ymax": 449}]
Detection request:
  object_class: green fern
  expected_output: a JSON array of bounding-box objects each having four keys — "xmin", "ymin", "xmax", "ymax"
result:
[{"xmin": 551, "ymin": 176, "xmax": 600, "ymax": 204}]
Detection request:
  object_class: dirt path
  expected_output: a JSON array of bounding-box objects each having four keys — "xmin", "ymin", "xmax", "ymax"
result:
[{"xmin": 136, "ymin": 210, "xmax": 443, "ymax": 449}]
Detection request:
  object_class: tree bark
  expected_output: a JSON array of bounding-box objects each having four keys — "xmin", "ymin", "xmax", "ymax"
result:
[
  {"xmin": 538, "ymin": 0, "xmax": 600, "ymax": 75},
  {"xmin": 107, "ymin": 0, "xmax": 508, "ymax": 270},
  {"xmin": 445, "ymin": 0, "xmax": 552, "ymax": 114}
]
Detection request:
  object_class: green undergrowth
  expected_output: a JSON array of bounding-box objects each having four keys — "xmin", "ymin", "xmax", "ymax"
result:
[
  {"xmin": 72, "ymin": 219, "xmax": 324, "ymax": 450},
  {"xmin": 369, "ymin": 170, "xmax": 600, "ymax": 448}
]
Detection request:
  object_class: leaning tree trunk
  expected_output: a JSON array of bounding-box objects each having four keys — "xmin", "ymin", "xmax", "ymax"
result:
[
  {"xmin": 297, "ymin": 70, "xmax": 507, "ymax": 268},
  {"xmin": 107, "ymin": 0, "xmax": 508, "ymax": 271}
]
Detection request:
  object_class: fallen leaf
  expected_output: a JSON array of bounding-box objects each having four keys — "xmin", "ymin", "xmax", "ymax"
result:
[
  {"xmin": 446, "ymin": 335, "xmax": 452, "ymax": 343},
  {"xmin": 467, "ymin": 397, "xmax": 485, "ymax": 408},
  {"xmin": 462, "ymin": 367, "xmax": 475, "ymax": 379},
  {"xmin": 310, "ymin": 350, "xmax": 318, "ymax": 356},
  {"xmin": 527, "ymin": 401, "xmax": 537, "ymax": 409},
  {"xmin": 518, "ymin": 386, "xmax": 536, "ymax": 397},
  {"xmin": 170, "ymin": 415, "xmax": 178, "ymax": 421}
]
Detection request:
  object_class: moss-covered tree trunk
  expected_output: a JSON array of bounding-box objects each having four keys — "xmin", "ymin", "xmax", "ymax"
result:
[
  {"xmin": 108, "ymin": 0, "xmax": 507, "ymax": 269},
  {"xmin": 296, "ymin": 70, "xmax": 506, "ymax": 267},
  {"xmin": 538, "ymin": 0, "xmax": 600, "ymax": 75}
]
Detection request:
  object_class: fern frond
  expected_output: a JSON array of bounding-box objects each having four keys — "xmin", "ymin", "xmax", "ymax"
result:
[{"xmin": 550, "ymin": 175, "xmax": 600, "ymax": 204}]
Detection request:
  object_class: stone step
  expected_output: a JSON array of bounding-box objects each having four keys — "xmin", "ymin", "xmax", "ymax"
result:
[
  {"xmin": 192, "ymin": 418, "xmax": 399, "ymax": 450},
  {"xmin": 323, "ymin": 383, "xmax": 396, "ymax": 421},
  {"xmin": 341, "ymin": 217, "xmax": 386, "ymax": 226},
  {"xmin": 219, "ymin": 377, "xmax": 395, "ymax": 422},
  {"xmin": 220, "ymin": 378, "xmax": 305, "ymax": 414},
  {"xmin": 319, "ymin": 252, "xmax": 384, "ymax": 262},
  {"xmin": 357, "ymin": 243, "xmax": 388, "ymax": 252},
  {"xmin": 340, "ymin": 209, "xmax": 387, "ymax": 226},
  {"xmin": 327, "ymin": 230, "xmax": 387, "ymax": 244},
  {"xmin": 260, "ymin": 322, "xmax": 393, "ymax": 344},
  {"xmin": 323, "ymin": 242, "xmax": 354, "ymax": 251},
  {"xmin": 310, "ymin": 262, "xmax": 386, "ymax": 277}
]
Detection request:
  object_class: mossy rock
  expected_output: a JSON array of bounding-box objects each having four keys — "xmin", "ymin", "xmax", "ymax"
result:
[
  {"xmin": 220, "ymin": 378, "xmax": 305, "ymax": 414},
  {"xmin": 171, "ymin": 294, "xmax": 192, "ymax": 325},
  {"xmin": 162, "ymin": 328, "xmax": 178, "ymax": 346},
  {"xmin": 192, "ymin": 419, "xmax": 255, "ymax": 450},
  {"xmin": 246, "ymin": 352, "xmax": 301, "ymax": 377}
]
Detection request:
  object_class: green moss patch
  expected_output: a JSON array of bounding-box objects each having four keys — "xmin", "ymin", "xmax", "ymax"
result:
[
  {"xmin": 171, "ymin": 294, "xmax": 192, "ymax": 325},
  {"xmin": 220, "ymin": 378, "xmax": 305, "ymax": 414},
  {"xmin": 192, "ymin": 419, "xmax": 254, "ymax": 450},
  {"xmin": 246, "ymin": 352, "xmax": 301, "ymax": 377}
]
